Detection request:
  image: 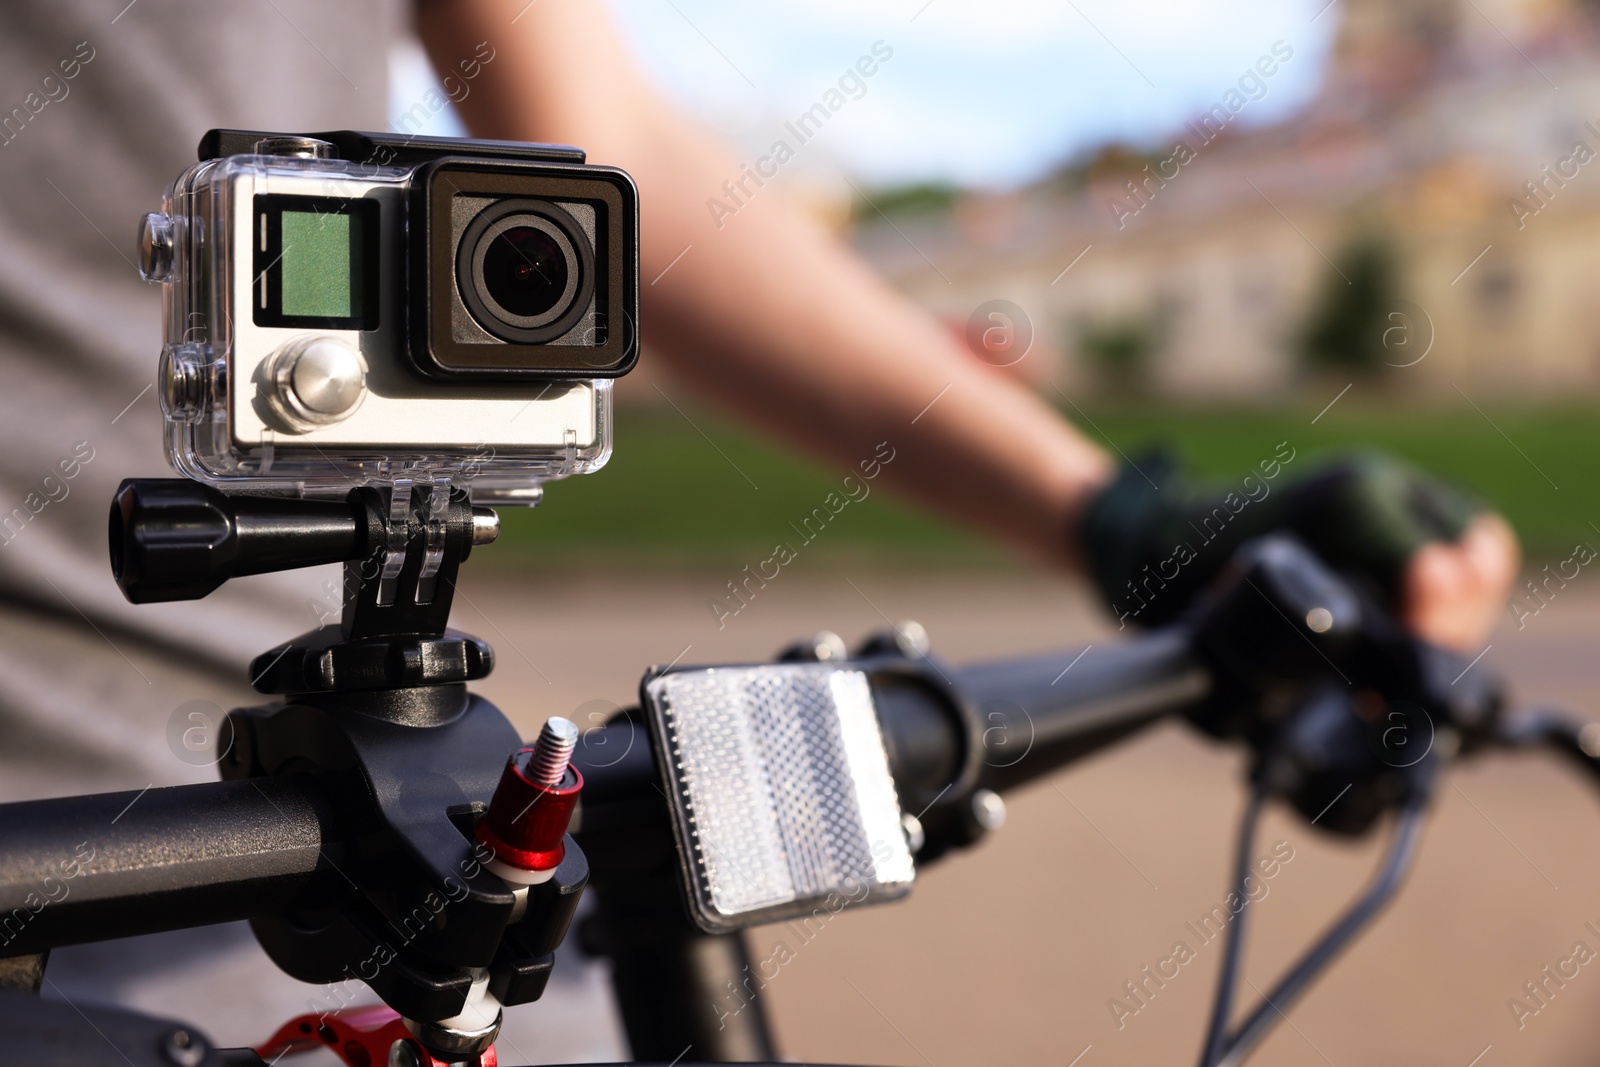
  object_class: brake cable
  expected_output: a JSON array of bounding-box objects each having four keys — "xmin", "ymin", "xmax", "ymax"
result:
[{"xmin": 1197, "ymin": 755, "xmax": 1437, "ymax": 1067}]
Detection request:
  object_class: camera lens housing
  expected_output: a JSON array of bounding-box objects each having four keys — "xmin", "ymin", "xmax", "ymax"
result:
[
  {"xmin": 412, "ymin": 158, "xmax": 639, "ymax": 381},
  {"xmin": 457, "ymin": 199, "xmax": 594, "ymax": 344}
]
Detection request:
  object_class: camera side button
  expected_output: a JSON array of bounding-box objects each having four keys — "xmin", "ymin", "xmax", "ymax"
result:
[
  {"xmin": 159, "ymin": 343, "xmax": 207, "ymax": 419},
  {"xmin": 138, "ymin": 213, "xmax": 174, "ymax": 283},
  {"xmin": 264, "ymin": 336, "xmax": 368, "ymax": 433}
]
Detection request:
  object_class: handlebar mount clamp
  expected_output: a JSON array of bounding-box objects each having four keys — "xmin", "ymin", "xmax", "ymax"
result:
[{"xmin": 108, "ymin": 479, "xmax": 588, "ymax": 1062}]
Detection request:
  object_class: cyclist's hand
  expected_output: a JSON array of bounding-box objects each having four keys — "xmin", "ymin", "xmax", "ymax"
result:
[
  {"xmin": 1078, "ymin": 448, "xmax": 1519, "ymax": 651},
  {"xmin": 1400, "ymin": 511, "xmax": 1518, "ymax": 651}
]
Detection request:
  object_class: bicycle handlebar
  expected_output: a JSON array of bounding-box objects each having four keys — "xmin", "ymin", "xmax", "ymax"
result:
[
  {"xmin": 0, "ymin": 625, "xmax": 1210, "ymax": 957},
  {"xmin": 0, "ymin": 776, "xmax": 335, "ymax": 956},
  {"xmin": 961, "ymin": 628, "xmax": 1209, "ymax": 793}
]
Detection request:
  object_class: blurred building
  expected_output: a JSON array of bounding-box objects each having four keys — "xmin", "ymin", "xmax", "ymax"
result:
[{"xmin": 854, "ymin": 0, "xmax": 1600, "ymax": 399}]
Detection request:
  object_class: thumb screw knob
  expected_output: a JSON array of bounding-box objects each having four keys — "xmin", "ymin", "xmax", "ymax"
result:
[{"xmin": 476, "ymin": 717, "xmax": 584, "ymax": 886}]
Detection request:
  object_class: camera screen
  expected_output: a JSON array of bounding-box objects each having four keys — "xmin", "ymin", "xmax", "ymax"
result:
[
  {"xmin": 282, "ymin": 211, "xmax": 351, "ymax": 318},
  {"xmin": 253, "ymin": 195, "xmax": 378, "ymax": 331}
]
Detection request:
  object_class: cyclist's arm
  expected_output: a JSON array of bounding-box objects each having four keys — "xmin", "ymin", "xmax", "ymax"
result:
[{"xmin": 416, "ymin": 0, "xmax": 1518, "ymax": 649}]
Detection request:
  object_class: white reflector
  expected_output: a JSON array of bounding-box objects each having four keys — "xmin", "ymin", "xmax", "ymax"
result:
[{"xmin": 643, "ymin": 663, "xmax": 916, "ymax": 932}]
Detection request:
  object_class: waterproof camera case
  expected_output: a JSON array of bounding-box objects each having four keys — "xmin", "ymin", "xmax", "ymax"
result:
[
  {"xmin": 641, "ymin": 662, "xmax": 917, "ymax": 933},
  {"xmin": 137, "ymin": 130, "xmax": 639, "ymax": 503}
]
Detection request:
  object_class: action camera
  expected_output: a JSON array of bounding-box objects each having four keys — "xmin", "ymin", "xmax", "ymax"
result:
[{"xmin": 137, "ymin": 129, "xmax": 639, "ymax": 502}]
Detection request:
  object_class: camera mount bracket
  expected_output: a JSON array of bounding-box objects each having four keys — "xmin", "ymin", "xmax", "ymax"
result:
[
  {"xmin": 241, "ymin": 477, "xmax": 499, "ymax": 706},
  {"xmin": 111, "ymin": 477, "xmax": 500, "ymax": 697},
  {"xmin": 108, "ymin": 479, "xmax": 585, "ymax": 1061}
]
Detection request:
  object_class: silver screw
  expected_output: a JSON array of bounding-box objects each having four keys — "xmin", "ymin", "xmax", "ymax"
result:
[
  {"xmin": 470, "ymin": 507, "xmax": 500, "ymax": 546},
  {"xmin": 894, "ymin": 619, "xmax": 931, "ymax": 658},
  {"xmin": 901, "ymin": 812, "xmax": 926, "ymax": 854},
  {"xmin": 388, "ymin": 1038, "xmax": 422, "ymax": 1067},
  {"xmin": 811, "ymin": 630, "xmax": 849, "ymax": 661},
  {"xmin": 162, "ymin": 1030, "xmax": 205, "ymax": 1067},
  {"xmin": 526, "ymin": 716, "xmax": 580, "ymax": 786},
  {"xmin": 970, "ymin": 789, "xmax": 1007, "ymax": 832}
]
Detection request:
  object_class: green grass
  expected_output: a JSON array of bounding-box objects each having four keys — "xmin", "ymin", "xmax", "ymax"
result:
[
  {"xmin": 493, "ymin": 402, "xmax": 1598, "ymax": 566},
  {"xmin": 496, "ymin": 409, "xmax": 993, "ymax": 567},
  {"xmin": 1084, "ymin": 403, "xmax": 1595, "ymax": 561}
]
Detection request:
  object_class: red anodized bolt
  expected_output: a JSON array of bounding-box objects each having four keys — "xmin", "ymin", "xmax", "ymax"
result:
[{"xmin": 476, "ymin": 717, "xmax": 583, "ymax": 885}]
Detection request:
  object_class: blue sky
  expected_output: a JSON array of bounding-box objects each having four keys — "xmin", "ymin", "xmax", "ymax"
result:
[{"xmin": 393, "ymin": 0, "xmax": 1337, "ymax": 190}]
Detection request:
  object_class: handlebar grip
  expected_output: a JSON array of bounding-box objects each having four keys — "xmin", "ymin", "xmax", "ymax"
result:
[{"xmin": 109, "ymin": 478, "xmax": 363, "ymax": 603}]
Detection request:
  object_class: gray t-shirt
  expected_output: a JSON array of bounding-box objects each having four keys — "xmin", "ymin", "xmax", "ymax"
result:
[
  {"xmin": 0, "ymin": 0, "xmax": 405, "ymax": 781},
  {"xmin": 0, "ymin": 16, "xmax": 628, "ymax": 1061}
]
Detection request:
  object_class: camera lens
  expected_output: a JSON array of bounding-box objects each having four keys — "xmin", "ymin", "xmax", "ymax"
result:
[
  {"xmin": 482, "ymin": 226, "xmax": 569, "ymax": 319},
  {"xmin": 456, "ymin": 199, "xmax": 595, "ymax": 345}
]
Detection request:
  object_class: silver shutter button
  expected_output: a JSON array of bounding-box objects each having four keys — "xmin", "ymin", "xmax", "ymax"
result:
[
  {"xmin": 251, "ymin": 135, "xmax": 336, "ymax": 159},
  {"xmin": 264, "ymin": 337, "xmax": 368, "ymax": 433}
]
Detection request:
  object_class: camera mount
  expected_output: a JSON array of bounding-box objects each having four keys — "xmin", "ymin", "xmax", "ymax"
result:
[{"xmin": 108, "ymin": 479, "xmax": 587, "ymax": 1061}]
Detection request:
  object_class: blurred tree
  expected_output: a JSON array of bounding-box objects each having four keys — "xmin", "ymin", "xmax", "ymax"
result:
[
  {"xmin": 1298, "ymin": 237, "xmax": 1399, "ymax": 373},
  {"xmin": 856, "ymin": 181, "xmax": 959, "ymax": 219},
  {"xmin": 1077, "ymin": 312, "xmax": 1162, "ymax": 393}
]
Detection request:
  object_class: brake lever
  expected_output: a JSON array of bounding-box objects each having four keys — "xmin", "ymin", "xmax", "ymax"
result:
[{"xmin": 1183, "ymin": 535, "xmax": 1504, "ymax": 835}]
